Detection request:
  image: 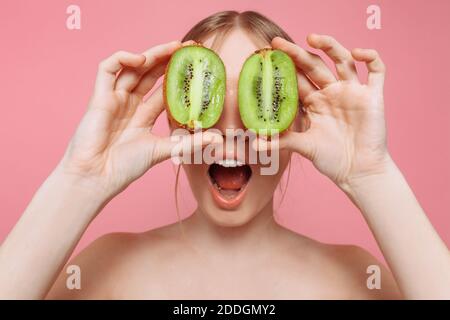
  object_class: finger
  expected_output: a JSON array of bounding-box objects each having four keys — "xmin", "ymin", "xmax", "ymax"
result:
[
  {"xmin": 252, "ymin": 131, "xmax": 314, "ymax": 160},
  {"xmin": 292, "ymin": 104, "xmax": 311, "ymax": 133},
  {"xmin": 133, "ymin": 61, "xmax": 167, "ymax": 97},
  {"xmin": 129, "ymin": 85, "xmax": 165, "ymax": 128},
  {"xmin": 95, "ymin": 51, "xmax": 146, "ymax": 94},
  {"xmin": 351, "ymin": 48, "xmax": 385, "ymax": 89},
  {"xmin": 307, "ymin": 34, "xmax": 358, "ymax": 82},
  {"xmin": 115, "ymin": 41, "xmax": 181, "ymax": 92},
  {"xmin": 132, "ymin": 40, "xmax": 195, "ymax": 96},
  {"xmin": 272, "ymin": 37, "xmax": 336, "ymax": 88},
  {"xmin": 297, "ymin": 71, "xmax": 317, "ymax": 101},
  {"xmin": 182, "ymin": 40, "xmax": 196, "ymax": 46},
  {"xmin": 154, "ymin": 131, "xmax": 224, "ymax": 165}
]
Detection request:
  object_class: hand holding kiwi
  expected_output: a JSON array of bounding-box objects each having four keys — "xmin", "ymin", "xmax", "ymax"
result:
[
  {"xmin": 254, "ymin": 35, "xmax": 390, "ymax": 188},
  {"xmin": 59, "ymin": 41, "xmax": 222, "ymax": 200}
]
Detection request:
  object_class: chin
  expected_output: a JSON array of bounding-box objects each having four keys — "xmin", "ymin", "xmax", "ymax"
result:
[
  {"xmin": 184, "ymin": 158, "xmax": 284, "ymax": 228},
  {"xmin": 202, "ymin": 202, "xmax": 258, "ymax": 227}
]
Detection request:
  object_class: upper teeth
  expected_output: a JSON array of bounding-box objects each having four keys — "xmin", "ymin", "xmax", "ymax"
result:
[{"xmin": 215, "ymin": 159, "xmax": 245, "ymax": 167}]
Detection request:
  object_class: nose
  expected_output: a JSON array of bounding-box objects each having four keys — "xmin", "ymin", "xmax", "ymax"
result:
[{"xmin": 213, "ymin": 76, "xmax": 245, "ymax": 135}]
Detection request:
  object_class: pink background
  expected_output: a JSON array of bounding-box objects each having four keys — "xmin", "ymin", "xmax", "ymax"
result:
[{"xmin": 1, "ymin": 0, "xmax": 449, "ymax": 262}]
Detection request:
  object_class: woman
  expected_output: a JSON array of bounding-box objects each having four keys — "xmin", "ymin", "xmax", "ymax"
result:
[{"xmin": 0, "ymin": 11, "xmax": 449, "ymax": 300}]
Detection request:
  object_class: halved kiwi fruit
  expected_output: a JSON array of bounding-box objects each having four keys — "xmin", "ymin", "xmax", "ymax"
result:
[
  {"xmin": 238, "ymin": 49, "xmax": 298, "ymax": 135},
  {"xmin": 164, "ymin": 44, "xmax": 226, "ymax": 130}
]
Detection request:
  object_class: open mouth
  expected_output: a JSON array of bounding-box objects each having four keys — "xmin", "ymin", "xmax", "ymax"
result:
[{"xmin": 207, "ymin": 161, "xmax": 252, "ymax": 209}]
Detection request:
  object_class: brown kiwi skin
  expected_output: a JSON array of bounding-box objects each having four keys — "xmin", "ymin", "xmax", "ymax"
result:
[
  {"xmin": 253, "ymin": 47, "xmax": 272, "ymax": 57},
  {"xmin": 238, "ymin": 47, "xmax": 299, "ymax": 135},
  {"xmin": 163, "ymin": 42, "xmax": 226, "ymax": 132}
]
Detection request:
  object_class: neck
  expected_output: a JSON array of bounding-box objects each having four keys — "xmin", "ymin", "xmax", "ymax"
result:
[{"xmin": 182, "ymin": 199, "xmax": 280, "ymax": 252}]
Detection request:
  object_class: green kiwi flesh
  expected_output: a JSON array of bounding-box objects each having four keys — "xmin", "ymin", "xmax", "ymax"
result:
[
  {"xmin": 165, "ymin": 46, "xmax": 226, "ymax": 130},
  {"xmin": 238, "ymin": 49, "xmax": 298, "ymax": 135}
]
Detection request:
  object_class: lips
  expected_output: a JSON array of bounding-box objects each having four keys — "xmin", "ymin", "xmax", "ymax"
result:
[{"xmin": 207, "ymin": 162, "xmax": 252, "ymax": 210}]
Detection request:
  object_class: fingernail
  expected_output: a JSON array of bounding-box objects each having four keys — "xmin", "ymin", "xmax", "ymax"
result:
[
  {"xmin": 210, "ymin": 134, "xmax": 223, "ymax": 144},
  {"xmin": 182, "ymin": 40, "xmax": 196, "ymax": 47},
  {"xmin": 251, "ymin": 140, "xmax": 259, "ymax": 151},
  {"xmin": 203, "ymin": 133, "xmax": 216, "ymax": 144},
  {"xmin": 255, "ymin": 139, "xmax": 267, "ymax": 151},
  {"xmin": 169, "ymin": 40, "xmax": 181, "ymax": 48},
  {"xmin": 202, "ymin": 134, "xmax": 212, "ymax": 143}
]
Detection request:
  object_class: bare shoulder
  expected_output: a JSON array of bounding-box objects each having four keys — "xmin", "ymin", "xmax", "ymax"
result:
[
  {"xmin": 46, "ymin": 223, "xmax": 182, "ymax": 299},
  {"xmin": 277, "ymin": 228, "xmax": 402, "ymax": 299},
  {"xmin": 320, "ymin": 243, "xmax": 402, "ymax": 299}
]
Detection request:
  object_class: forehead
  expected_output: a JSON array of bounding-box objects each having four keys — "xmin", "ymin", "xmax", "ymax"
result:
[{"xmin": 202, "ymin": 28, "xmax": 267, "ymax": 79}]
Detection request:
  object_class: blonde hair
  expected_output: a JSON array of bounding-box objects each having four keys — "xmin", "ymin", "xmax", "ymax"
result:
[
  {"xmin": 182, "ymin": 10, "xmax": 294, "ymax": 47},
  {"xmin": 174, "ymin": 11, "xmax": 294, "ymax": 225}
]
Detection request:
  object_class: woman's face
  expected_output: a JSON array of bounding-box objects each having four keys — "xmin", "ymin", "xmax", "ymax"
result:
[{"xmin": 172, "ymin": 28, "xmax": 292, "ymax": 227}]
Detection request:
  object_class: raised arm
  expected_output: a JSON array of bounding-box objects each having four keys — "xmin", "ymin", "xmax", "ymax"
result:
[
  {"xmin": 0, "ymin": 41, "xmax": 220, "ymax": 299},
  {"xmin": 342, "ymin": 154, "xmax": 450, "ymax": 299},
  {"xmin": 256, "ymin": 34, "xmax": 450, "ymax": 299}
]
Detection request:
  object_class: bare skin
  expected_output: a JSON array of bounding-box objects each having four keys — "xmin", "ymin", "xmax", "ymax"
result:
[
  {"xmin": 46, "ymin": 198, "xmax": 401, "ymax": 299},
  {"xmin": 0, "ymin": 27, "xmax": 449, "ymax": 300}
]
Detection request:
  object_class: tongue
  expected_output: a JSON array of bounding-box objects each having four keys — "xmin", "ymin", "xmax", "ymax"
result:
[{"xmin": 210, "ymin": 165, "xmax": 250, "ymax": 190}]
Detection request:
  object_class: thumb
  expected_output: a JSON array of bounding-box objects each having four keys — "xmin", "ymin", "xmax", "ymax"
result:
[
  {"xmin": 252, "ymin": 131, "xmax": 315, "ymax": 160},
  {"xmin": 153, "ymin": 131, "xmax": 223, "ymax": 165}
]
